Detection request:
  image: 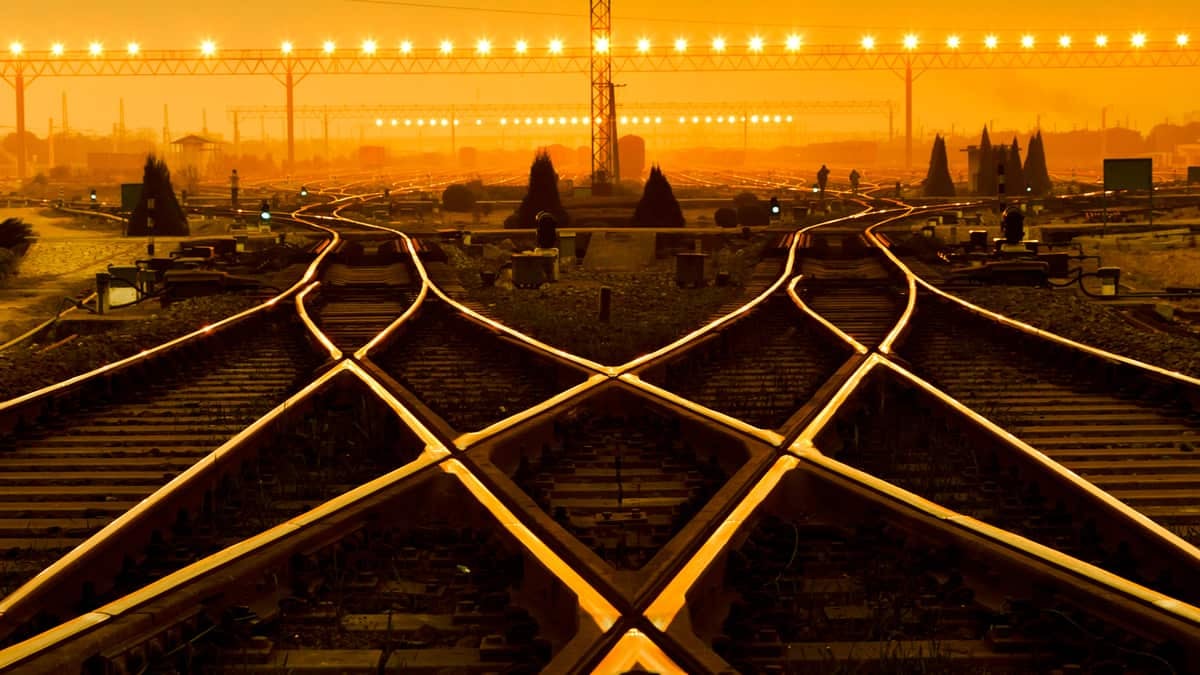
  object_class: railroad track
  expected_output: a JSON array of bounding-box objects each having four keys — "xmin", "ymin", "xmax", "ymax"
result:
[
  {"xmin": 796, "ymin": 225, "xmax": 907, "ymax": 350},
  {"xmin": 638, "ymin": 294, "xmax": 849, "ymax": 431},
  {"xmin": 312, "ymin": 259, "xmax": 417, "ymax": 353},
  {"xmin": 707, "ymin": 477, "xmax": 1188, "ymax": 674},
  {"xmin": 367, "ymin": 297, "xmax": 589, "ymax": 435},
  {"xmin": 0, "ymin": 311, "xmax": 321, "ymax": 631},
  {"xmin": 817, "ymin": 360, "xmax": 1200, "ymax": 605},
  {"xmin": 898, "ymin": 292, "xmax": 1200, "ymax": 552},
  {"xmin": 508, "ymin": 404, "xmax": 733, "ymax": 572},
  {"xmin": 2, "ymin": 198, "xmax": 1199, "ymax": 673}
]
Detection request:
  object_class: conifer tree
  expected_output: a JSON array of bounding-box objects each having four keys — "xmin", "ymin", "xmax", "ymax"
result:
[
  {"xmin": 1024, "ymin": 130, "xmax": 1053, "ymax": 196},
  {"xmin": 632, "ymin": 165, "xmax": 686, "ymax": 227},
  {"xmin": 923, "ymin": 135, "xmax": 956, "ymax": 197},
  {"xmin": 976, "ymin": 126, "xmax": 996, "ymax": 195},
  {"xmin": 1007, "ymin": 137, "xmax": 1027, "ymax": 198},
  {"xmin": 513, "ymin": 151, "xmax": 569, "ymax": 229},
  {"xmin": 128, "ymin": 154, "xmax": 189, "ymax": 236}
]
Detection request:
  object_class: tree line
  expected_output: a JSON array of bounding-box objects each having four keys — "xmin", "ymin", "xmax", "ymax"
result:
[{"xmin": 923, "ymin": 127, "xmax": 1052, "ymax": 198}]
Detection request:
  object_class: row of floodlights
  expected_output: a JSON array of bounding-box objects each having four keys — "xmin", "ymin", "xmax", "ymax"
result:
[
  {"xmin": 373, "ymin": 114, "xmax": 797, "ymax": 127},
  {"xmin": 6, "ymin": 33, "xmax": 1192, "ymax": 57}
]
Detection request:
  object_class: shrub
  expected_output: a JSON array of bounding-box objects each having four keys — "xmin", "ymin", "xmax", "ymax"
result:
[
  {"xmin": 127, "ymin": 154, "xmax": 189, "ymax": 236},
  {"xmin": 714, "ymin": 207, "xmax": 738, "ymax": 228},
  {"xmin": 631, "ymin": 165, "xmax": 685, "ymax": 227},
  {"xmin": 733, "ymin": 192, "xmax": 760, "ymax": 209},
  {"xmin": 0, "ymin": 218, "xmax": 34, "ymax": 255},
  {"xmin": 923, "ymin": 134, "xmax": 956, "ymax": 197},
  {"xmin": 1024, "ymin": 131, "xmax": 1052, "ymax": 196},
  {"xmin": 737, "ymin": 204, "xmax": 770, "ymax": 227},
  {"xmin": 442, "ymin": 184, "xmax": 477, "ymax": 212},
  {"xmin": 512, "ymin": 151, "xmax": 569, "ymax": 229},
  {"xmin": 0, "ymin": 248, "xmax": 16, "ymax": 280}
]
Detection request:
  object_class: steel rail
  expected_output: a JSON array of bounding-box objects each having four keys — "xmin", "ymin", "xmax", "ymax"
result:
[
  {"xmin": 0, "ymin": 209, "xmax": 337, "ymax": 431},
  {"xmin": 0, "ymin": 359, "xmax": 623, "ymax": 670}
]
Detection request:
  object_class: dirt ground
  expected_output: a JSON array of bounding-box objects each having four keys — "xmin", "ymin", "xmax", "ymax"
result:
[
  {"xmin": 0, "ymin": 208, "xmax": 239, "ymax": 344},
  {"xmin": 1078, "ymin": 237, "xmax": 1200, "ymax": 291}
]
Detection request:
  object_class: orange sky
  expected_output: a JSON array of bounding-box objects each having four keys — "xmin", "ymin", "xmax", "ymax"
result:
[{"xmin": 4, "ymin": 1, "xmax": 1200, "ymax": 142}]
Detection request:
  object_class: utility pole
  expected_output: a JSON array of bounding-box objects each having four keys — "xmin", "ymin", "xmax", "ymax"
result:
[
  {"xmin": 589, "ymin": 0, "xmax": 614, "ymax": 194},
  {"xmin": 14, "ymin": 67, "xmax": 27, "ymax": 182},
  {"xmin": 323, "ymin": 110, "xmax": 331, "ymax": 162},
  {"xmin": 609, "ymin": 83, "xmax": 624, "ymax": 185},
  {"xmin": 162, "ymin": 104, "xmax": 171, "ymax": 152},
  {"xmin": 904, "ymin": 57, "xmax": 913, "ymax": 172}
]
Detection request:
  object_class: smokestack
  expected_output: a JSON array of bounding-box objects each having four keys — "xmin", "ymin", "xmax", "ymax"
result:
[
  {"xmin": 48, "ymin": 118, "xmax": 54, "ymax": 168},
  {"xmin": 202, "ymin": 108, "xmax": 208, "ymax": 136},
  {"xmin": 163, "ymin": 104, "xmax": 171, "ymax": 151},
  {"xmin": 119, "ymin": 98, "xmax": 126, "ymax": 152},
  {"xmin": 61, "ymin": 92, "xmax": 69, "ymax": 138}
]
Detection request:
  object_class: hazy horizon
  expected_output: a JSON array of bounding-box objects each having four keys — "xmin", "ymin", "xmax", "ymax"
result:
[{"xmin": 3, "ymin": 1, "xmax": 1200, "ymax": 142}]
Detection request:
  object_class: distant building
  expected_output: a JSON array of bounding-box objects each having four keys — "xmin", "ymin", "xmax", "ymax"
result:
[
  {"xmin": 1177, "ymin": 143, "xmax": 1200, "ymax": 167},
  {"xmin": 169, "ymin": 134, "xmax": 224, "ymax": 177},
  {"xmin": 86, "ymin": 152, "xmax": 145, "ymax": 180},
  {"xmin": 618, "ymin": 135, "xmax": 646, "ymax": 182},
  {"xmin": 961, "ymin": 145, "xmax": 982, "ymax": 194},
  {"xmin": 359, "ymin": 145, "xmax": 386, "ymax": 169}
]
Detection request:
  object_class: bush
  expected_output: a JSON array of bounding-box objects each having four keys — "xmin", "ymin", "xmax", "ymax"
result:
[
  {"xmin": 923, "ymin": 134, "xmax": 955, "ymax": 197},
  {"xmin": 0, "ymin": 248, "xmax": 17, "ymax": 280},
  {"xmin": 442, "ymin": 184, "xmax": 477, "ymax": 213},
  {"xmin": 0, "ymin": 218, "xmax": 34, "ymax": 255},
  {"xmin": 128, "ymin": 154, "xmax": 189, "ymax": 236},
  {"xmin": 512, "ymin": 151, "xmax": 569, "ymax": 229},
  {"xmin": 737, "ymin": 204, "xmax": 770, "ymax": 227},
  {"xmin": 631, "ymin": 165, "xmax": 685, "ymax": 227},
  {"xmin": 733, "ymin": 192, "xmax": 760, "ymax": 209},
  {"xmin": 714, "ymin": 207, "xmax": 738, "ymax": 228}
]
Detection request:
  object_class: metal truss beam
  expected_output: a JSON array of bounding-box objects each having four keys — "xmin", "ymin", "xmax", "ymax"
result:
[
  {"xmin": 4, "ymin": 45, "xmax": 1199, "ymax": 180},
  {"xmin": 590, "ymin": 0, "xmax": 613, "ymax": 191},
  {"xmin": 226, "ymin": 100, "xmax": 893, "ymax": 120},
  {"xmin": 4, "ymin": 46, "xmax": 1199, "ymax": 78}
]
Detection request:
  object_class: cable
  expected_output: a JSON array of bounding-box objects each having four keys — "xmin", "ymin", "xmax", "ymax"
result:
[
  {"xmin": 1045, "ymin": 268, "xmax": 1085, "ymax": 287},
  {"xmin": 1040, "ymin": 608, "xmax": 1177, "ymax": 675},
  {"xmin": 346, "ymin": 1, "xmax": 1200, "ymax": 32},
  {"xmin": 770, "ymin": 522, "xmax": 800, "ymax": 589}
]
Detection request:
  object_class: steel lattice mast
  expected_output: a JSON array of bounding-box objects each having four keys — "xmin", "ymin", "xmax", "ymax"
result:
[{"xmin": 590, "ymin": 0, "xmax": 614, "ymax": 193}]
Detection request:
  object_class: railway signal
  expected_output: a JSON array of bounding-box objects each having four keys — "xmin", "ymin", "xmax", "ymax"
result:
[
  {"xmin": 89, "ymin": 188, "xmax": 97, "ymax": 202},
  {"xmin": 260, "ymin": 200, "xmax": 271, "ymax": 222},
  {"xmin": 769, "ymin": 197, "xmax": 781, "ymax": 220},
  {"xmin": 300, "ymin": 185, "xmax": 309, "ymax": 198}
]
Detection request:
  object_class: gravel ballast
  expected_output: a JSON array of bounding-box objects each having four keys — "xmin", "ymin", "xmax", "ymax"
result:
[
  {"xmin": 946, "ymin": 286, "xmax": 1200, "ymax": 379},
  {"xmin": 0, "ymin": 294, "xmax": 263, "ymax": 401}
]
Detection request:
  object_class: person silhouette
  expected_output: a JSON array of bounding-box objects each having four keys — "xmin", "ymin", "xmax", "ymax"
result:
[
  {"xmin": 817, "ymin": 165, "xmax": 830, "ymax": 196},
  {"xmin": 849, "ymin": 169, "xmax": 861, "ymax": 194}
]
